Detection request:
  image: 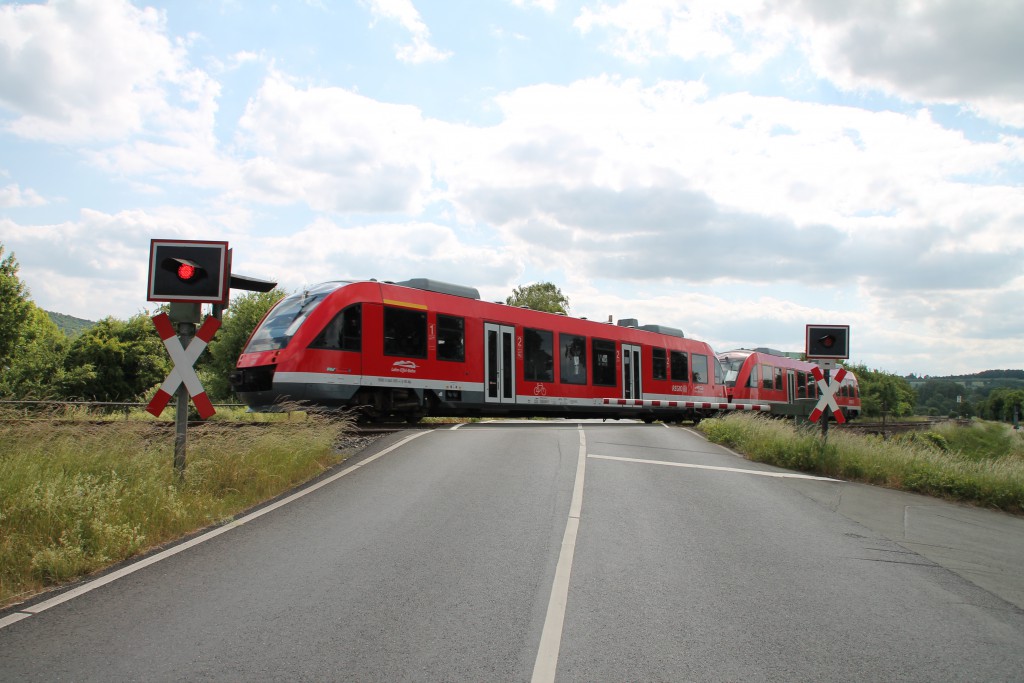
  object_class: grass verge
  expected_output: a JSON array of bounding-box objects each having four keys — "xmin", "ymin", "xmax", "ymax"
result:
[
  {"xmin": 0, "ymin": 410, "xmax": 357, "ymax": 609},
  {"xmin": 697, "ymin": 413, "xmax": 1024, "ymax": 514}
]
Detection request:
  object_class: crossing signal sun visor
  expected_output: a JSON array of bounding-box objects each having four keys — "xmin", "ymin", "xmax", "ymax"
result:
[
  {"xmin": 805, "ymin": 324, "xmax": 850, "ymax": 360},
  {"xmin": 147, "ymin": 240, "xmax": 229, "ymax": 304}
]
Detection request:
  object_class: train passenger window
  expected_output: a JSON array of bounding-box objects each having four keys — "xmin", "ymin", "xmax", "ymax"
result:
[
  {"xmin": 311, "ymin": 304, "xmax": 362, "ymax": 352},
  {"xmin": 592, "ymin": 338, "xmax": 616, "ymax": 386},
  {"xmin": 774, "ymin": 367, "xmax": 783, "ymax": 391},
  {"xmin": 384, "ymin": 306, "xmax": 427, "ymax": 358},
  {"xmin": 797, "ymin": 372, "xmax": 807, "ymax": 397},
  {"xmin": 692, "ymin": 354, "xmax": 709, "ymax": 384},
  {"xmin": 524, "ymin": 328, "xmax": 554, "ymax": 382},
  {"xmin": 748, "ymin": 365, "xmax": 759, "ymax": 388},
  {"xmin": 560, "ymin": 334, "xmax": 587, "ymax": 384},
  {"xmin": 762, "ymin": 365, "xmax": 774, "ymax": 390},
  {"xmin": 652, "ymin": 348, "xmax": 667, "ymax": 380},
  {"xmin": 670, "ymin": 351, "xmax": 688, "ymax": 382},
  {"xmin": 436, "ymin": 314, "xmax": 465, "ymax": 362}
]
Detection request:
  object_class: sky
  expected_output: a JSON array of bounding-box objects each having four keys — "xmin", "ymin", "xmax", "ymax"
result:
[{"xmin": 0, "ymin": 0, "xmax": 1022, "ymax": 377}]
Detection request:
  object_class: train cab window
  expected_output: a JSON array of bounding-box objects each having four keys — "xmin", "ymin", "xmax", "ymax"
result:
[
  {"xmin": 761, "ymin": 364, "xmax": 774, "ymax": 390},
  {"xmin": 524, "ymin": 328, "xmax": 554, "ymax": 382},
  {"xmin": 748, "ymin": 364, "xmax": 759, "ymax": 388},
  {"xmin": 384, "ymin": 306, "xmax": 427, "ymax": 358},
  {"xmin": 560, "ymin": 334, "xmax": 587, "ymax": 385},
  {"xmin": 652, "ymin": 348, "xmax": 667, "ymax": 380},
  {"xmin": 311, "ymin": 304, "xmax": 362, "ymax": 352},
  {"xmin": 670, "ymin": 351, "xmax": 688, "ymax": 382},
  {"xmin": 436, "ymin": 314, "xmax": 465, "ymax": 362},
  {"xmin": 592, "ymin": 338, "xmax": 616, "ymax": 386},
  {"xmin": 692, "ymin": 354, "xmax": 709, "ymax": 384}
]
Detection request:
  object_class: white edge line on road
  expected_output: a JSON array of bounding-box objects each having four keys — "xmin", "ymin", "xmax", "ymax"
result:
[
  {"xmin": 0, "ymin": 430, "xmax": 430, "ymax": 631},
  {"xmin": 588, "ymin": 453, "xmax": 840, "ymax": 481},
  {"xmin": 531, "ymin": 425, "xmax": 587, "ymax": 683}
]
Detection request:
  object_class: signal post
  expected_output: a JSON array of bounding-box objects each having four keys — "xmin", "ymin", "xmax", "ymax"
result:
[
  {"xmin": 145, "ymin": 239, "xmax": 275, "ymax": 478},
  {"xmin": 805, "ymin": 324, "xmax": 851, "ymax": 444}
]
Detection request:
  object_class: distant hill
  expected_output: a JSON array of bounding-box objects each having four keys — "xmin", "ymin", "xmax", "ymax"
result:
[
  {"xmin": 47, "ymin": 311, "xmax": 95, "ymax": 337},
  {"xmin": 906, "ymin": 370, "xmax": 1024, "ymax": 385}
]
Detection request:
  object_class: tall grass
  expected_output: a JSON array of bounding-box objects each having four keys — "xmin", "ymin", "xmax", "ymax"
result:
[
  {"xmin": 0, "ymin": 411, "xmax": 356, "ymax": 609},
  {"xmin": 698, "ymin": 413, "xmax": 1024, "ymax": 514}
]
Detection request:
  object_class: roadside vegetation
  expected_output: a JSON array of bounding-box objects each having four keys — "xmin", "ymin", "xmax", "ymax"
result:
[
  {"xmin": 698, "ymin": 413, "xmax": 1024, "ymax": 514},
  {"xmin": 0, "ymin": 408, "xmax": 360, "ymax": 610}
]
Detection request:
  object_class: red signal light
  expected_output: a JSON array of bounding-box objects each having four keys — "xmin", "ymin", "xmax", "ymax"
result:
[
  {"xmin": 819, "ymin": 334, "xmax": 836, "ymax": 348},
  {"xmin": 177, "ymin": 262, "xmax": 197, "ymax": 281}
]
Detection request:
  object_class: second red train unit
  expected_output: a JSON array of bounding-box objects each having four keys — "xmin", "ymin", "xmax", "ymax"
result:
[{"xmin": 717, "ymin": 348, "xmax": 861, "ymax": 420}]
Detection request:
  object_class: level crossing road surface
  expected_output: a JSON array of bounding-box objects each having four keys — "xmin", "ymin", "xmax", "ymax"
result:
[{"xmin": 2, "ymin": 421, "xmax": 1023, "ymax": 681}]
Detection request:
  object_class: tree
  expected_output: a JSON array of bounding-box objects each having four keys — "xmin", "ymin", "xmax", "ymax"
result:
[
  {"xmin": 0, "ymin": 304, "xmax": 68, "ymax": 398},
  {"xmin": 978, "ymin": 388, "xmax": 1024, "ymax": 423},
  {"xmin": 61, "ymin": 314, "xmax": 170, "ymax": 401},
  {"xmin": 0, "ymin": 245, "xmax": 33, "ymax": 374},
  {"xmin": 200, "ymin": 289, "xmax": 287, "ymax": 401},
  {"xmin": 506, "ymin": 282, "xmax": 570, "ymax": 315},
  {"xmin": 846, "ymin": 364, "xmax": 917, "ymax": 418}
]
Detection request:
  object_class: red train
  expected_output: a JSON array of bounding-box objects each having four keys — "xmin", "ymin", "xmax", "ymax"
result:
[
  {"xmin": 717, "ymin": 348, "xmax": 861, "ymax": 420},
  {"xmin": 229, "ymin": 278, "xmax": 734, "ymax": 422}
]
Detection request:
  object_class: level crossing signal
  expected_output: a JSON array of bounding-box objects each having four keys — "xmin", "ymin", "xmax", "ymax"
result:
[
  {"xmin": 147, "ymin": 239, "xmax": 230, "ymax": 305},
  {"xmin": 805, "ymin": 324, "xmax": 850, "ymax": 360}
]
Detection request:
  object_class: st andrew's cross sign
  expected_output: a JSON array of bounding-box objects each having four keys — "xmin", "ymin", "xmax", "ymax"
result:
[{"xmin": 146, "ymin": 312, "xmax": 221, "ymax": 420}]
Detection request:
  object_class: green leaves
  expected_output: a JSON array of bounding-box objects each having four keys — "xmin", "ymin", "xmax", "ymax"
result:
[{"xmin": 505, "ymin": 282, "xmax": 570, "ymax": 315}]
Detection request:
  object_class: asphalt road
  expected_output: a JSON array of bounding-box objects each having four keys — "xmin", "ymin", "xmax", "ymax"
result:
[{"xmin": 1, "ymin": 421, "xmax": 1022, "ymax": 682}]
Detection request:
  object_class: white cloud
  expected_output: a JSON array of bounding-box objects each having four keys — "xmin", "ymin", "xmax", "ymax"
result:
[
  {"xmin": 0, "ymin": 0, "xmax": 220, "ymax": 143},
  {"xmin": 250, "ymin": 218, "xmax": 523, "ymax": 291},
  {"xmin": 234, "ymin": 72, "xmax": 438, "ymax": 213},
  {"xmin": 781, "ymin": 0, "xmax": 1024, "ymax": 124},
  {"xmin": 444, "ymin": 77, "xmax": 1024, "ymax": 257},
  {"xmin": 0, "ymin": 183, "xmax": 46, "ymax": 208},
  {"xmin": 364, "ymin": 0, "xmax": 452, "ymax": 64},
  {"xmin": 575, "ymin": 0, "xmax": 789, "ymax": 69},
  {"xmin": 575, "ymin": 0, "xmax": 1024, "ymax": 127},
  {"xmin": 508, "ymin": 0, "xmax": 558, "ymax": 12}
]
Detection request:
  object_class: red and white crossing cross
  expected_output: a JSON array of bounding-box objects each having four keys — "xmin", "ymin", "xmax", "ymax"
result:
[
  {"xmin": 146, "ymin": 312, "xmax": 221, "ymax": 420},
  {"xmin": 808, "ymin": 365, "xmax": 847, "ymax": 424}
]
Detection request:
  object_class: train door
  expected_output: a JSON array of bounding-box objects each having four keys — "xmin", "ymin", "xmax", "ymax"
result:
[
  {"xmin": 787, "ymin": 370, "xmax": 796, "ymax": 404},
  {"xmin": 622, "ymin": 344, "xmax": 642, "ymax": 399},
  {"xmin": 485, "ymin": 323, "xmax": 515, "ymax": 404}
]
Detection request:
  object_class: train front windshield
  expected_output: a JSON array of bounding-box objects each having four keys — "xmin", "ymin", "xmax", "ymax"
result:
[
  {"xmin": 244, "ymin": 282, "xmax": 344, "ymax": 353},
  {"xmin": 718, "ymin": 355, "xmax": 748, "ymax": 387}
]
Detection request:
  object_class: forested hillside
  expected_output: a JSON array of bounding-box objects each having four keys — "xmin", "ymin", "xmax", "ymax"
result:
[
  {"xmin": 909, "ymin": 371, "xmax": 1024, "ymax": 421},
  {"xmin": 47, "ymin": 311, "xmax": 95, "ymax": 337}
]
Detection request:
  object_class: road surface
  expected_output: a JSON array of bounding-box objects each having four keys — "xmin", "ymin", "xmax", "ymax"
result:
[{"xmin": 2, "ymin": 421, "xmax": 1022, "ymax": 681}]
